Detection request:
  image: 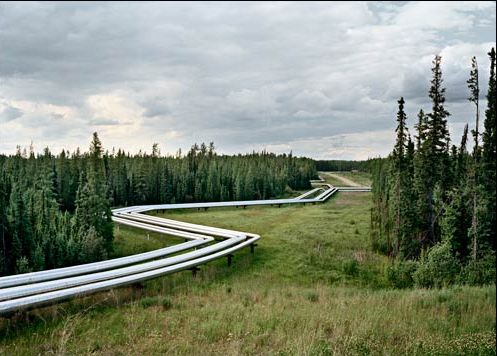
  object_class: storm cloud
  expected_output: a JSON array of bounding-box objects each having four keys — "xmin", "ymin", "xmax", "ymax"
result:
[{"xmin": 0, "ymin": 1, "xmax": 495, "ymax": 158}]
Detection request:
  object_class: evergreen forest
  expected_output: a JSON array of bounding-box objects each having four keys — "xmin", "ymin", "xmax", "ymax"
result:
[
  {"xmin": 371, "ymin": 48, "xmax": 496, "ymax": 287},
  {"xmin": 0, "ymin": 137, "xmax": 316, "ymax": 275}
]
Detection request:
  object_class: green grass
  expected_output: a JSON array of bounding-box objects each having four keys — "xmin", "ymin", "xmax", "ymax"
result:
[
  {"xmin": 110, "ymin": 224, "xmax": 184, "ymax": 257},
  {"xmin": 0, "ymin": 193, "xmax": 495, "ymax": 355}
]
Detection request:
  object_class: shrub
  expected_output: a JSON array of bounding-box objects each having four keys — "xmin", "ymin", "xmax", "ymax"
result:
[
  {"xmin": 371, "ymin": 230, "xmax": 389, "ymax": 255},
  {"xmin": 461, "ymin": 251, "xmax": 496, "ymax": 285},
  {"xmin": 386, "ymin": 259, "xmax": 417, "ymax": 288},
  {"xmin": 304, "ymin": 290, "xmax": 319, "ymax": 302},
  {"xmin": 15, "ymin": 256, "xmax": 31, "ymax": 274},
  {"xmin": 79, "ymin": 227, "xmax": 107, "ymax": 263},
  {"xmin": 413, "ymin": 242, "xmax": 460, "ymax": 288},
  {"xmin": 140, "ymin": 296, "xmax": 158, "ymax": 308},
  {"xmin": 160, "ymin": 296, "xmax": 173, "ymax": 309},
  {"xmin": 342, "ymin": 259, "xmax": 359, "ymax": 276}
]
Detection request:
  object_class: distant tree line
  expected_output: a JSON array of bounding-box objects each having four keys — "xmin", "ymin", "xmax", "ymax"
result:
[
  {"xmin": 0, "ymin": 138, "xmax": 316, "ymax": 275},
  {"xmin": 107, "ymin": 144, "xmax": 315, "ymax": 206},
  {"xmin": 315, "ymin": 160, "xmax": 372, "ymax": 172},
  {"xmin": 371, "ymin": 49, "xmax": 496, "ymax": 288}
]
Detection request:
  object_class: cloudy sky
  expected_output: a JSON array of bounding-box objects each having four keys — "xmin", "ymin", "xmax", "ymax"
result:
[{"xmin": 0, "ymin": 1, "xmax": 495, "ymax": 159}]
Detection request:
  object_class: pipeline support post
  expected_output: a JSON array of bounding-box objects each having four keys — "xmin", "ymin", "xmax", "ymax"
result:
[{"xmin": 190, "ymin": 266, "xmax": 200, "ymax": 278}]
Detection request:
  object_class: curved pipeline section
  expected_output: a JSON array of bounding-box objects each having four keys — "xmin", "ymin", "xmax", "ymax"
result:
[{"xmin": 0, "ymin": 182, "xmax": 368, "ymax": 315}]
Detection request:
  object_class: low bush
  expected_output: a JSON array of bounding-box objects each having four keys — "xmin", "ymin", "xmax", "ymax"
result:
[
  {"xmin": 461, "ymin": 251, "xmax": 496, "ymax": 285},
  {"xmin": 386, "ymin": 259, "xmax": 417, "ymax": 288},
  {"xmin": 139, "ymin": 296, "xmax": 158, "ymax": 308},
  {"xmin": 160, "ymin": 297, "xmax": 173, "ymax": 309},
  {"xmin": 342, "ymin": 259, "xmax": 359, "ymax": 276},
  {"xmin": 304, "ymin": 290, "xmax": 319, "ymax": 302},
  {"xmin": 413, "ymin": 242, "xmax": 460, "ymax": 288}
]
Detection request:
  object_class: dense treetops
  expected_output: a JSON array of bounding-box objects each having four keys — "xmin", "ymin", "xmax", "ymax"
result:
[
  {"xmin": 315, "ymin": 160, "xmax": 372, "ymax": 172},
  {"xmin": 0, "ymin": 139, "xmax": 316, "ymax": 275},
  {"xmin": 371, "ymin": 48, "xmax": 496, "ymax": 288}
]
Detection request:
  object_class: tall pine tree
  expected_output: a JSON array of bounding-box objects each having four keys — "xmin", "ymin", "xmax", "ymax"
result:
[{"xmin": 476, "ymin": 48, "xmax": 496, "ymax": 255}]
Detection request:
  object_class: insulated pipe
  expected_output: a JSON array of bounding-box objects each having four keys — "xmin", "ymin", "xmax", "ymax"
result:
[
  {"xmin": 114, "ymin": 213, "xmax": 245, "ymax": 240},
  {"xmin": 294, "ymin": 187, "xmax": 324, "ymax": 199},
  {"xmin": 0, "ymin": 239, "xmax": 208, "ymax": 289},
  {"xmin": 0, "ymin": 235, "xmax": 260, "ymax": 314},
  {"xmin": 0, "ymin": 237, "xmax": 244, "ymax": 301}
]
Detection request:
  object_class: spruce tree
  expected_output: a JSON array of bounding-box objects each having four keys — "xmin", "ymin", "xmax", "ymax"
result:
[
  {"xmin": 7, "ymin": 183, "xmax": 31, "ymax": 273},
  {"xmin": 468, "ymin": 56, "xmax": 481, "ymax": 156},
  {"xmin": 0, "ymin": 169, "xmax": 11, "ymax": 274},
  {"xmin": 441, "ymin": 127, "xmax": 471, "ymax": 260},
  {"xmin": 391, "ymin": 97, "xmax": 409, "ymax": 256},
  {"xmin": 476, "ymin": 48, "xmax": 496, "ymax": 255},
  {"xmin": 414, "ymin": 109, "xmax": 427, "ymax": 151},
  {"xmin": 467, "ymin": 56, "xmax": 481, "ymax": 261},
  {"xmin": 423, "ymin": 55, "xmax": 451, "ymax": 246}
]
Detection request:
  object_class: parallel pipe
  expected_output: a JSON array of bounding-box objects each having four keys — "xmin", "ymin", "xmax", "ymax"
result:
[{"xmin": 0, "ymin": 182, "xmax": 369, "ymax": 315}]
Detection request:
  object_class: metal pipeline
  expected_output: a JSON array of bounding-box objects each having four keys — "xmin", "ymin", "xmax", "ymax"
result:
[{"xmin": 0, "ymin": 182, "xmax": 371, "ymax": 315}]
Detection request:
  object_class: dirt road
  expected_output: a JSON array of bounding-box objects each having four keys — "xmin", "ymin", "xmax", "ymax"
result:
[{"xmin": 323, "ymin": 172, "xmax": 361, "ymax": 187}]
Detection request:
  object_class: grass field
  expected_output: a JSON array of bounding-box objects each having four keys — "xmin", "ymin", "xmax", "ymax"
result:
[{"xmin": 0, "ymin": 191, "xmax": 495, "ymax": 355}]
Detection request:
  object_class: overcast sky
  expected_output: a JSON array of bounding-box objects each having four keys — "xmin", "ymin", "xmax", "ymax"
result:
[{"xmin": 0, "ymin": 1, "xmax": 495, "ymax": 159}]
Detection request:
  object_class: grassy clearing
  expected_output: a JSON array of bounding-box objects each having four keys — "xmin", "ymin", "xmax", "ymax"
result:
[
  {"xmin": 336, "ymin": 171, "xmax": 372, "ymax": 186},
  {"xmin": 320, "ymin": 171, "xmax": 372, "ymax": 187},
  {"xmin": 318, "ymin": 172, "xmax": 344, "ymax": 186},
  {"xmin": 0, "ymin": 193, "xmax": 495, "ymax": 355}
]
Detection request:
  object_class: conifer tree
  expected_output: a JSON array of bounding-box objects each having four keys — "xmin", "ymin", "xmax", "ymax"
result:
[
  {"xmin": 422, "ymin": 55, "xmax": 451, "ymax": 246},
  {"xmin": 441, "ymin": 126, "xmax": 471, "ymax": 260},
  {"xmin": 7, "ymin": 183, "xmax": 31, "ymax": 273},
  {"xmin": 390, "ymin": 97, "xmax": 409, "ymax": 255},
  {"xmin": 476, "ymin": 48, "xmax": 496, "ymax": 255},
  {"xmin": 468, "ymin": 56, "xmax": 481, "ymax": 156},
  {"xmin": 0, "ymin": 170, "xmax": 11, "ymax": 274},
  {"xmin": 466, "ymin": 57, "xmax": 481, "ymax": 261}
]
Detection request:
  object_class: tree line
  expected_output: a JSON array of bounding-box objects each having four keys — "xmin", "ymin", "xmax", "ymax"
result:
[
  {"xmin": 315, "ymin": 160, "xmax": 372, "ymax": 172},
  {"xmin": 0, "ymin": 138, "xmax": 316, "ymax": 275},
  {"xmin": 371, "ymin": 48, "xmax": 496, "ymax": 288}
]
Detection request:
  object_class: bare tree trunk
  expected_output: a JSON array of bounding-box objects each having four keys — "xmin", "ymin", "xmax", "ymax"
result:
[{"xmin": 472, "ymin": 81, "xmax": 479, "ymax": 261}]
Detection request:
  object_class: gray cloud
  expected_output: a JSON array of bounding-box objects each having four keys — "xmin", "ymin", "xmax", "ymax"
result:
[
  {"xmin": 89, "ymin": 118, "xmax": 120, "ymax": 126},
  {"xmin": 1, "ymin": 105, "xmax": 23, "ymax": 122},
  {"xmin": 0, "ymin": 1, "xmax": 495, "ymax": 158}
]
